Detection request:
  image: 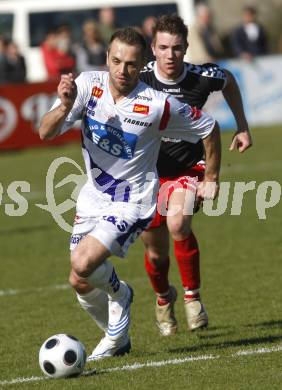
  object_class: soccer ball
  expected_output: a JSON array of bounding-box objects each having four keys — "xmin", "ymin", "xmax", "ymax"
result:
[{"xmin": 39, "ymin": 334, "xmax": 86, "ymax": 379}]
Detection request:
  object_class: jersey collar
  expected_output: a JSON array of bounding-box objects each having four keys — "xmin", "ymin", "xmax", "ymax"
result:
[{"xmin": 153, "ymin": 61, "xmax": 188, "ymax": 85}]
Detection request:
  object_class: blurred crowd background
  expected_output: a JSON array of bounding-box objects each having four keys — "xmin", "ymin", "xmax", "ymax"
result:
[{"xmin": 0, "ymin": 0, "xmax": 282, "ymax": 84}]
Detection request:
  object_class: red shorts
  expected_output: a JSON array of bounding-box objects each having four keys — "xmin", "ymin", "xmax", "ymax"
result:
[{"xmin": 148, "ymin": 162, "xmax": 205, "ymax": 229}]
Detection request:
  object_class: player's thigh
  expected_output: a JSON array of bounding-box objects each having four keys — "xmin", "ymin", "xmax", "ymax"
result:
[
  {"xmin": 141, "ymin": 223, "xmax": 170, "ymax": 260},
  {"xmin": 167, "ymin": 188, "xmax": 193, "ymax": 237}
]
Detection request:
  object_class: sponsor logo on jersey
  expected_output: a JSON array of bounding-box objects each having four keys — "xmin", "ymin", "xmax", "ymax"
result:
[
  {"xmin": 124, "ymin": 118, "xmax": 152, "ymax": 127},
  {"xmin": 134, "ymin": 94, "xmax": 152, "ymax": 102},
  {"xmin": 85, "ymin": 117, "xmax": 138, "ymax": 160},
  {"xmin": 92, "ymin": 86, "xmax": 104, "ymax": 98},
  {"xmin": 161, "ymin": 137, "xmax": 181, "ymax": 143},
  {"xmin": 163, "ymin": 88, "xmax": 181, "ymax": 93},
  {"xmin": 133, "ymin": 104, "xmax": 149, "ymax": 115}
]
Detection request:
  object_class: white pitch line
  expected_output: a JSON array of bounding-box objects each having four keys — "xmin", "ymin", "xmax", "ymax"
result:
[
  {"xmin": 0, "ymin": 278, "xmax": 147, "ymax": 298},
  {"xmin": 0, "ymin": 345, "xmax": 281, "ymax": 386},
  {"xmin": 0, "ymin": 284, "xmax": 70, "ymax": 297},
  {"xmin": 233, "ymin": 345, "xmax": 282, "ymax": 356},
  {"xmin": 0, "ymin": 376, "xmax": 45, "ymax": 386},
  {"xmin": 0, "ymin": 289, "xmax": 20, "ymax": 297},
  {"xmin": 101, "ymin": 354, "xmax": 217, "ymax": 373}
]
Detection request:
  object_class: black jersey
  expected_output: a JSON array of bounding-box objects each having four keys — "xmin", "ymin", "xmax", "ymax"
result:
[{"xmin": 139, "ymin": 61, "xmax": 227, "ymax": 177}]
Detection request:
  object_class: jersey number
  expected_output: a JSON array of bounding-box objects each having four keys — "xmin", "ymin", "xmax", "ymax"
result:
[{"xmin": 103, "ymin": 215, "xmax": 128, "ymax": 232}]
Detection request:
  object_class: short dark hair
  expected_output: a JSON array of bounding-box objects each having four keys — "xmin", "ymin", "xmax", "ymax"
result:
[
  {"xmin": 109, "ymin": 27, "xmax": 147, "ymax": 56},
  {"xmin": 152, "ymin": 14, "xmax": 188, "ymax": 47},
  {"xmin": 243, "ymin": 6, "xmax": 257, "ymax": 15}
]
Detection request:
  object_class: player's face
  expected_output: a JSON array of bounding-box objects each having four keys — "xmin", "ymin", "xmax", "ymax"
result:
[
  {"xmin": 107, "ymin": 39, "xmax": 144, "ymax": 98},
  {"xmin": 152, "ymin": 32, "xmax": 187, "ymax": 80}
]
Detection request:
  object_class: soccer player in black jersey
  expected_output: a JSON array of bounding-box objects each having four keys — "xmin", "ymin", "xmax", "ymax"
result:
[{"xmin": 140, "ymin": 15, "xmax": 252, "ymax": 336}]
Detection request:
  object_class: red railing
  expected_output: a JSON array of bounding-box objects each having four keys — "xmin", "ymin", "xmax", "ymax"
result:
[{"xmin": 0, "ymin": 81, "xmax": 80, "ymax": 150}]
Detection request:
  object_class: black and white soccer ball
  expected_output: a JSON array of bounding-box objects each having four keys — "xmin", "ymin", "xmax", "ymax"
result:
[{"xmin": 39, "ymin": 334, "xmax": 86, "ymax": 379}]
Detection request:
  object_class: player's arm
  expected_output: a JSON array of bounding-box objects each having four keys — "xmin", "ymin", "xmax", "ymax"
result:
[
  {"xmin": 222, "ymin": 69, "xmax": 252, "ymax": 152},
  {"xmin": 197, "ymin": 121, "xmax": 221, "ymax": 201},
  {"xmin": 39, "ymin": 73, "xmax": 77, "ymax": 140}
]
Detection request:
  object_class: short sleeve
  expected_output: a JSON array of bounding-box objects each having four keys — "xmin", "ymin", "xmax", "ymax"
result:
[{"xmin": 159, "ymin": 95, "xmax": 215, "ymax": 143}]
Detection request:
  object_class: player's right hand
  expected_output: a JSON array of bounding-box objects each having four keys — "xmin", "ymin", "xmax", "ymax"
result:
[{"xmin": 58, "ymin": 73, "xmax": 77, "ymax": 110}]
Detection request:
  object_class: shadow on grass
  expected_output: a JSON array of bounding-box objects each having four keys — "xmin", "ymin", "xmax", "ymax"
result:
[
  {"xmin": 244, "ymin": 320, "xmax": 282, "ymax": 329},
  {"xmin": 169, "ymin": 334, "xmax": 282, "ymax": 354},
  {"xmin": 175, "ymin": 325, "xmax": 235, "ymax": 340}
]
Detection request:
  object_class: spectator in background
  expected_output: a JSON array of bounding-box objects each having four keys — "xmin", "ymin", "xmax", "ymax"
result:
[
  {"xmin": 142, "ymin": 16, "xmax": 157, "ymax": 62},
  {"xmin": 41, "ymin": 25, "xmax": 76, "ymax": 81},
  {"xmin": 41, "ymin": 29, "xmax": 58, "ymax": 80},
  {"xmin": 98, "ymin": 7, "xmax": 117, "ymax": 44},
  {"xmin": 3, "ymin": 41, "xmax": 26, "ymax": 83},
  {"xmin": 185, "ymin": 3, "xmax": 224, "ymax": 64},
  {"xmin": 231, "ymin": 6, "xmax": 268, "ymax": 61},
  {"xmin": 0, "ymin": 36, "xmax": 7, "ymax": 84},
  {"xmin": 74, "ymin": 20, "xmax": 107, "ymax": 73}
]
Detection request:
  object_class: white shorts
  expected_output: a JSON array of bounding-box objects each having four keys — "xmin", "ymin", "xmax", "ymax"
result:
[{"xmin": 70, "ymin": 184, "xmax": 155, "ymax": 257}]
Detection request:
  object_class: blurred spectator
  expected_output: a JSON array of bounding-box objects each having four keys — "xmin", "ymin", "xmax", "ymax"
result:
[
  {"xmin": 98, "ymin": 7, "xmax": 117, "ymax": 44},
  {"xmin": 41, "ymin": 29, "xmax": 60, "ymax": 80},
  {"xmin": 0, "ymin": 36, "xmax": 7, "ymax": 83},
  {"xmin": 41, "ymin": 25, "xmax": 76, "ymax": 81},
  {"xmin": 74, "ymin": 20, "xmax": 107, "ymax": 72},
  {"xmin": 3, "ymin": 41, "xmax": 26, "ymax": 83},
  {"xmin": 142, "ymin": 16, "xmax": 156, "ymax": 62},
  {"xmin": 231, "ymin": 6, "xmax": 268, "ymax": 61},
  {"xmin": 185, "ymin": 3, "xmax": 224, "ymax": 64}
]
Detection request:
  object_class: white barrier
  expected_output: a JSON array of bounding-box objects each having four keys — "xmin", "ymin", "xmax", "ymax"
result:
[{"xmin": 204, "ymin": 55, "xmax": 282, "ymax": 130}]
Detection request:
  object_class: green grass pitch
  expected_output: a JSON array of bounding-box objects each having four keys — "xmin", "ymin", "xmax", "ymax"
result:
[{"xmin": 0, "ymin": 127, "xmax": 281, "ymax": 389}]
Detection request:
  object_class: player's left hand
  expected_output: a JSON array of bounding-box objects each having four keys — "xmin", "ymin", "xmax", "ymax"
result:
[{"xmin": 229, "ymin": 130, "xmax": 252, "ymax": 153}]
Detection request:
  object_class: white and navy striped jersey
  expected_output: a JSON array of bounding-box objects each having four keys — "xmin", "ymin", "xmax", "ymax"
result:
[{"xmin": 52, "ymin": 70, "xmax": 215, "ymax": 205}]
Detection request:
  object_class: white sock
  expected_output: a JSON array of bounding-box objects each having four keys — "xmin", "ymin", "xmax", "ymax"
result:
[
  {"xmin": 76, "ymin": 288, "xmax": 108, "ymax": 332},
  {"xmin": 184, "ymin": 288, "xmax": 200, "ymax": 301},
  {"xmin": 87, "ymin": 260, "xmax": 126, "ymax": 301}
]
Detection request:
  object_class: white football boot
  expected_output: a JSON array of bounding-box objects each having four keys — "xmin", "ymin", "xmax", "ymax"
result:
[
  {"xmin": 88, "ymin": 282, "xmax": 133, "ymax": 361},
  {"xmin": 184, "ymin": 298, "xmax": 208, "ymax": 331}
]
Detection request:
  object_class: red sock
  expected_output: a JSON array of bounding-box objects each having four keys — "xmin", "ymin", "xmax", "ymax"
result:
[
  {"xmin": 144, "ymin": 253, "xmax": 170, "ymax": 295},
  {"xmin": 174, "ymin": 231, "xmax": 200, "ymax": 291}
]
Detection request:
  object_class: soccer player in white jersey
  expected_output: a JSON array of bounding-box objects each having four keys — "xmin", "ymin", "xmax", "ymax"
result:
[{"xmin": 38, "ymin": 27, "xmax": 221, "ymax": 360}]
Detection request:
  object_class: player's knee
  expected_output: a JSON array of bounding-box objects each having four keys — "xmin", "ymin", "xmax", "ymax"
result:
[
  {"xmin": 69, "ymin": 270, "xmax": 90, "ymax": 294},
  {"xmin": 71, "ymin": 249, "xmax": 93, "ymax": 278},
  {"xmin": 167, "ymin": 215, "xmax": 191, "ymax": 240},
  {"xmin": 147, "ymin": 248, "xmax": 168, "ymax": 265}
]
